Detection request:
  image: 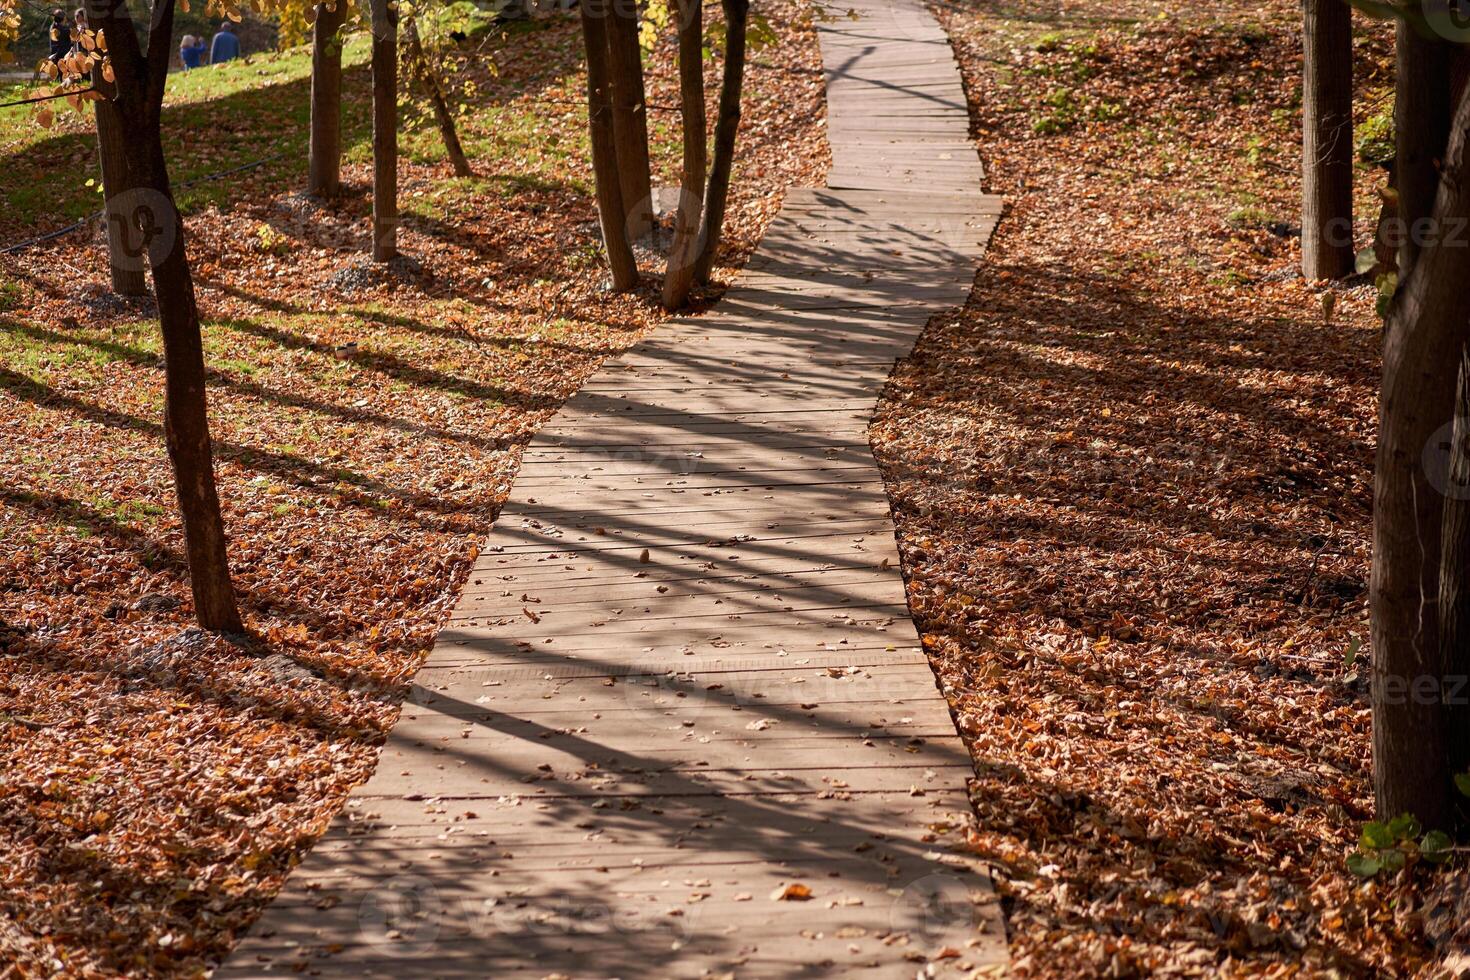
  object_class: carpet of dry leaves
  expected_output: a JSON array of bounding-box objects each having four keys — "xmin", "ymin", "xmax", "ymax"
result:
[
  {"xmin": 0, "ymin": 6, "xmax": 827, "ymax": 974},
  {"xmin": 871, "ymin": 0, "xmax": 1467, "ymax": 975}
]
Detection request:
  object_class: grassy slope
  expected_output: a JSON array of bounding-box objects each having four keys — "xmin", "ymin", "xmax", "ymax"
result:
[
  {"xmin": 2, "ymin": 37, "xmax": 366, "ymax": 231},
  {"xmin": 0, "ymin": 4, "xmax": 605, "ymax": 237}
]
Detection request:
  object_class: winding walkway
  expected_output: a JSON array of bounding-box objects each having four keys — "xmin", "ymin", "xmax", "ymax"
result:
[{"xmin": 221, "ymin": 0, "xmax": 1003, "ymax": 975}]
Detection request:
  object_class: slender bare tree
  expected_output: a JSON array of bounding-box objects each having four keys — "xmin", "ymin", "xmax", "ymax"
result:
[
  {"xmin": 405, "ymin": 15, "xmax": 473, "ymax": 178},
  {"xmin": 89, "ymin": 0, "xmax": 244, "ymax": 632},
  {"xmin": 370, "ymin": 0, "xmax": 398, "ymax": 261},
  {"xmin": 695, "ymin": 0, "xmax": 750, "ymax": 284},
  {"xmin": 1301, "ymin": 0, "xmax": 1355, "ymax": 279},
  {"xmin": 606, "ymin": 0, "xmax": 653, "ymax": 240},
  {"xmin": 662, "ymin": 0, "xmax": 706, "ymax": 309},
  {"xmin": 578, "ymin": 0, "xmax": 639, "ymax": 290},
  {"xmin": 84, "ymin": 0, "xmax": 146, "ymax": 296},
  {"xmin": 308, "ymin": 1, "xmax": 347, "ymax": 197}
]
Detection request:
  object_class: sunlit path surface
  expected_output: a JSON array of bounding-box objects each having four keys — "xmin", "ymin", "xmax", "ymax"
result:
[{"xmin": 220, "ymin": 0, "xmax": 1004, "ymax": 974}]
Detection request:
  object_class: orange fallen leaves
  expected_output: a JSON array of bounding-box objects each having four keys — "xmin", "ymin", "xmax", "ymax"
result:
[
  {"xmin": 873, "ymin": 0, "xmax": 1422, "ymax": 975},
  {"xmin": 0, "ymin": 2, "xmax": 829, "ymax": 974},
  {"xmin": 770, "ymin": 882, "xmax": 813, "ymax": 901}
]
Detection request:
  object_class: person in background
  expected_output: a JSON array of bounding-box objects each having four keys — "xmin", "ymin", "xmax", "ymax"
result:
[
  {"xmin": 71, "ymin": 8, "xmax": 90, "ymax": 78},
  {"xmin": 47, "ymin": 9, "xmax": 69, "ymax": 64},
  {"xmin": 209, "ymin": 21, "xmax": 241, "ymax": 64},
  {"xmin": 180, "ymin": 34, "xmax": 206, "ymax": 69}
]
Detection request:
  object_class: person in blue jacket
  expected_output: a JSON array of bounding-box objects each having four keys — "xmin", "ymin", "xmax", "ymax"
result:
[
  {"xmin": 210, "ymin": 21, "xmax": 241, "ymax": 64},
  {"xmin": 180, "ymin": 34, "xmax": 206, "ymax": 68}
]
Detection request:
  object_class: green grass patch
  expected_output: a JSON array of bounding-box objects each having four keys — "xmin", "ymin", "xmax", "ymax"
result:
[{"xmin": 0, "ymin": 2, "xmax": 501, "ymax": 233}]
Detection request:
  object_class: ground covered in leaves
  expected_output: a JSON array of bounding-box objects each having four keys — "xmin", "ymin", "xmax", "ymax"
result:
[
  {"xmin": 0, "ymin": 5, "xmax": 827, "ymax": 973},
  {"xmin": 871, "ymin": 0, "xmax": 1469, "ymax": 975}
]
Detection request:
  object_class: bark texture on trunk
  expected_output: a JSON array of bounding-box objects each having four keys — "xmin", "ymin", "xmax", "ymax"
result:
[
  {"xmin": 1301, "ymin": 0, "xmax": 1355, "ymax": 280},
  {"xmin": 94, "ymin": 94, "xmax": 148, "ymax": 296},
  {"xmin": 1373, "ymin": 80, "xmax": 1470, "ymax": 830},
  {"xmin": 405, "ymin": 17, "xmax": 473, "ymax": 178},
  {"xmin": 371, "ymin": 0, "xmax": 399, "ymax": 262},
  {"xmin": 1439, "ymin": 349, "xmax": 1470, "ymax": 828},
  {"xmin": 95, "ymin": 0, "xmax": 244, "ymax": 633},
  {"xmin": 308, "ymin": 1, "xmax": 346, "ymax": 197},
  {"xmin": 579, "ymin": 0, "xmax": 639, "ymax": 290},
  {"xmin": 606, "ymin": 0, "xmax": 653, "ymax": 240},
  {"xmin": 661, "ymin": 0, "xmax": 707, "ymax": 310},
  {"xmin": 694, "ymin": 0, "xmax": 749, "ymax": 284}
]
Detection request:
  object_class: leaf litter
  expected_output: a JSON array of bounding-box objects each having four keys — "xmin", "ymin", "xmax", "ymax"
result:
[
  {"xmin": 0, "ymin": 3, "xmax": 828, "ymax": 974},
  {"xmin": 872, "ymin": 1, "xmax": 1458, "ymax": 975}
]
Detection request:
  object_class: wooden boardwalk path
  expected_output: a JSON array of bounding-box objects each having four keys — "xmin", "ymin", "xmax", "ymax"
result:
[{"xmin": 221, "ymin": 0, "xmax": 1003, "ymax": 975}]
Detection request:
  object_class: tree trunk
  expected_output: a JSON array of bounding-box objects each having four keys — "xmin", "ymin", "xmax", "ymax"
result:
[
  {"xmin": 1439, "ymin": 348, "xmax": 1470, "ymax": 828},
  {"xmin": 405, "ymin": 16, "xmax": 472, "ymax": 178},
  {"xmin": 89, "ymin": 0, "xmax": 243, "ymax": 634},
  {"xmin": 578, "ymin": 0, "xmax": 638, "ymax": 290},
  {"xmin": 84, "ymin": 0, "xmax": 146, "ymax": 296},
  {"xmin": 1372, "ymin": 80, "xmax": 1470, "ymax": 829},
  {"xmin": 94, "ymin": 93, "xmax": 148, "ymax": 296},
  {"xmin": 1392, "ymin": 23, "xmax": 1456, "ymax": 282},
  {"xmin": 308, "ymin": 1, "xmax": 346, "ymax": 198},
  {"xmin": 694, "ymin": 0, "xmax": 749, "ymax": 284},
  {"xmin": 1301, "ymin": 0, "xmax": 1354, "ymax": 280},
  {"xmin": 371, "ymin": 0, "xmax": 399, "ymax": 262},
  {"xmin": 95, "ymin": 118, "xmax": 246, "ymax": 634},
  {"xmin": 606, "ymin": 0, "xmax": 653, "ymax": 240},
  {"xmin": 661, "ymin": 0, "xmax": 707, "ymax": 310},
  {"xmin": 131, "ymin": 137, "xmax": 244, "ymax": 633}
]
